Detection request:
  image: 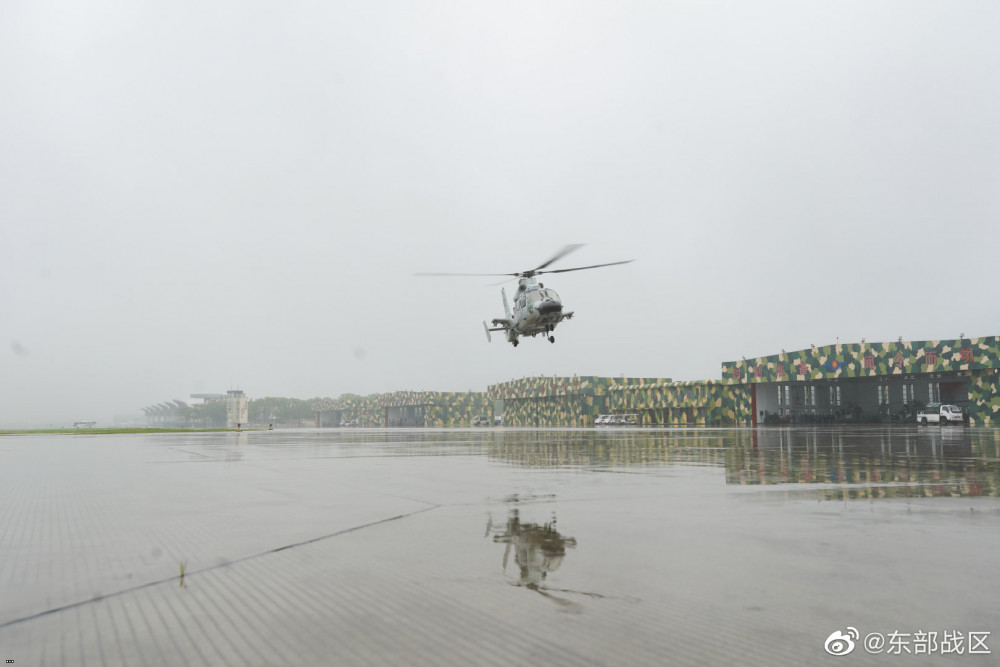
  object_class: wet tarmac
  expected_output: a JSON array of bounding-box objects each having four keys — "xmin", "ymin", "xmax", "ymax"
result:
[{"xmin": 2, "ymin": 427, "xmax": 998, "ymax": 665}]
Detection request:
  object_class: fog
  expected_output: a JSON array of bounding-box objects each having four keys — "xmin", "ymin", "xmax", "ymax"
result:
[{"xmin": 2, "ymin": 1, "xmax": 998, "ymax": 426}]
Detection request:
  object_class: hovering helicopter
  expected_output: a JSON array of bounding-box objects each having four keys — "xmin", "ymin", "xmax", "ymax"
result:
[{"xmin": 417, "ymin": 245, "xmax": 632, "ymax": 347}]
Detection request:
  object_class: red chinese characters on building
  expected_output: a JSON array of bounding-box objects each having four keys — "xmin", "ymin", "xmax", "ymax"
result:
[
  {"xmin": 925, "ymin": 350, "xmax": 937, "ymax": 366},
  {"xmin": 961, "ymin": 347, "xmax": 974, "ymax": 363},
  {"xmin": 864, "ymin": 355, "xmax": 875, "ymax": 370},
  {"xmin": 777, "ymin": 362, "xmax": 785, "ymax": 377},
  {"xmin": 893, "ymin": 352, "xmax": 904, "ymax": 368},
  {"xmin": 754, "ymin": 365, "xmax": 763, "ymax": 379},
  {"xmin": 797, "ymin": 362, "xmax": 807, "ymax": 376},
  {"xmin": 732, "ymin": 366, "xmax": 742, "ymax": 380}
]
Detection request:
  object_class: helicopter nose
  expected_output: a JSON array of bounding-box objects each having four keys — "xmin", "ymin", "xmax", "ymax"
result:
[{"xmin": 538, "ymin": 300, "xmax": 563, "ymax": 315}]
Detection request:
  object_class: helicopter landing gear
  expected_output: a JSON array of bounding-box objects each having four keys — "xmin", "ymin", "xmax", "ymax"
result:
[{"xmin": 549, "ymin": 336, "xmax": 555, "ymax": 343}]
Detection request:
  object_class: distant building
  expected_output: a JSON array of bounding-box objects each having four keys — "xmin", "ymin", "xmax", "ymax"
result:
[
  {"xmin": 190, "ymin": 393, "xmax": 224, "ymax": 403},
  {"xmin": 142, "ymin": 400, "xmax": 189, "ymax": 428}
]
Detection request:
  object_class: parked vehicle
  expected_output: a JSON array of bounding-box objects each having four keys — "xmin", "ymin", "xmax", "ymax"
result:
[
  {"xmin": 916, "ymin": 403, "xmax": 964, "ymax": 425},
  {"xmin": 472, "ymin": 415, "xmax": 493, "ymax": 427}
]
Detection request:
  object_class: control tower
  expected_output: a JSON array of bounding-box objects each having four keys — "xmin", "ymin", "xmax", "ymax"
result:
[{"xmin": 226, "ymin": 390, "xmax": 248, "ymax": 429}]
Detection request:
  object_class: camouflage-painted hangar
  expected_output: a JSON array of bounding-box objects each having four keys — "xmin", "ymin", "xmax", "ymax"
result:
[
  {"xmin": 313, "ymin": 335, "xmax": 1000, "ymax": 427},
  {"xmin": 313, "ymin": 391, "xmax": 493, "ymax": 428},
  {"xmin": 725, "ymin": 335, "xmax": 1000, "ymax": 426}
]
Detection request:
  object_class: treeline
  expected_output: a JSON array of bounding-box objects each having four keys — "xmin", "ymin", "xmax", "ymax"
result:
[
  {"xmin": 181, "ymin": 401, "xmax": 227, "ymax": 427},
  {"xmin": 246, "ymin": 397, "xmax": 319, "ymax": 424}
]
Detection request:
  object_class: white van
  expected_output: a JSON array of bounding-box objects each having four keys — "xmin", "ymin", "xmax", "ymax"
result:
[{"xmin": 916, "ymin": 403, "xmax": 964, "ymax": 425}]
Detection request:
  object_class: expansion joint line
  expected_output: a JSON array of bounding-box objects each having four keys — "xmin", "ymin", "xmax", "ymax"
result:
[{"xmin": 0, "ymin": 504, "xmax": 441, "ymax": 629}]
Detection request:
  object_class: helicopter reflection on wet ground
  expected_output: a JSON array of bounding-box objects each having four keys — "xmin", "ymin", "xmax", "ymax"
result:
[
  {"xmin": 2, "ymin": 426, "xmax": 999, "ymax": 665},
  {"xmin": 486, "ymin": 508, "xmax": 582, "ymax": 607}
]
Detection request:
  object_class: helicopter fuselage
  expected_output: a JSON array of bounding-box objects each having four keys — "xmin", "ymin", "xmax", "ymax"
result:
[
  {"xmin": 485, "ymin": 277, "xmax": 573, "ymax": 346},
  {"xmin": 418, "ymin": 243, "xmax": 630, "ymax": 348}
]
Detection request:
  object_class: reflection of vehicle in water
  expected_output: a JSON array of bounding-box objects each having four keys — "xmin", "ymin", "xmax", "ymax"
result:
[
  {"xmin": 916, "ymin": 403, "xmax": 964, "ymax": 425},
  {"xmin": 487, "ymin": 509, "xmax": 577, "ymax": 590},
  {"xmin": 594, "ymin": 414, "xmax": 637, "ymax": 426}
]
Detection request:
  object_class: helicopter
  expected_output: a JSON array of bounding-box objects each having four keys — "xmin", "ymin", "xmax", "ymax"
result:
[{"xmin": 417, "ymin": 245, "xmax": 632, "ymax": 347}]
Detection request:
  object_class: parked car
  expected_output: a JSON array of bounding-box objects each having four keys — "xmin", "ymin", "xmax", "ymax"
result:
[
  {"xmin": 916, "ymin": 403, "xmax": 964, "ymax": 425},
  {"xmin": 472, "ymin": 415, "xmax": 493, "ymax": 427}
]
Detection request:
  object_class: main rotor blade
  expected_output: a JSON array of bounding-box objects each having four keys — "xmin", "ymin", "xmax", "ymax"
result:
[
  {"xmin": 414, "ymin": 272, "xmax": 518, "ymax": 277},
  {"xmin": 536, "ymin": 259, "xmax": 634, "ymax": 275},
  {"xmin": 489, "ymin": 276, "xmax": 518, "ymax": 286},
  {"xmin": 531, "ymin": 244, "xmax": 584, "ymax": 273}
]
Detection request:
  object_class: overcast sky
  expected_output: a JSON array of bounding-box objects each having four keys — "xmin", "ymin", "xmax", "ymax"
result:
[{"xmin": 2, "ymin": 1, "xmax": 999, "ymax": 425}]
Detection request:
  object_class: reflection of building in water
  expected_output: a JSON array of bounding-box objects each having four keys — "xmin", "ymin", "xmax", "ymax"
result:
[
  {"xmin": 725, "ymin": 429, "xmax": 1000, "ymax": 498},
  {"xmin": 488, "ymin": 430, "xmax": 740, "ymax": 469},
  {"xmin": 481, "ymin": 429, "xmax": 1000, "ymax": 500},
  {"xmin": 488, "ymin": 510, "xmax": 577, "ymax": 590}
]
